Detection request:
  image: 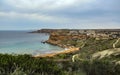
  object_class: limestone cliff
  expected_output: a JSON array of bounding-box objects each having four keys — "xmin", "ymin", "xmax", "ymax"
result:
[{"xmin": 46, "ymin": 30, "xmax": 87, "ymax": 48}]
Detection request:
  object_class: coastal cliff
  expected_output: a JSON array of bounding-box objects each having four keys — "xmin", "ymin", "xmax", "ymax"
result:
[
  {"xmin": 33, "ymin": 29, "xmax": 120, "ymax": 58},
  {"xmin": 46, "ymin": 30, "xmax": 87, "ymax": 48},
  {"xmin": 32, "ymin": 29, "xmax": 120, "ymax": 48}
]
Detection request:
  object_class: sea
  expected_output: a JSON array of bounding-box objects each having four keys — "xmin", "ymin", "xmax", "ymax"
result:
[{"xmin": 0, "ymin": 31, "xmax": 63, "ymax": 55}]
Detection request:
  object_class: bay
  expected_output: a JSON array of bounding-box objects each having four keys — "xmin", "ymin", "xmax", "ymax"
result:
[{"xmin": 0, "ymin": 31, "xmax": 63, "ymax": 55}]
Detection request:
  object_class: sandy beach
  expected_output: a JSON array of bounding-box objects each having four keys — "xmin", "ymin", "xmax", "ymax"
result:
[{"xmin": 34, "ymin": 47, "xmax": 80, "ymax": 57}]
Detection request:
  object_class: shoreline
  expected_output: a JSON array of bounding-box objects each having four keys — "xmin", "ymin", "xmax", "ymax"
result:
[{"xmin": 34, "ymin": 47, "xmax": 80, "ymax": 58}]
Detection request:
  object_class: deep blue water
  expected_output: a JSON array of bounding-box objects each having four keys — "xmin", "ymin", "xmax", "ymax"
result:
[{"xmin": 0, "ymin": 31, "xmax": 63, "ymax": 55}]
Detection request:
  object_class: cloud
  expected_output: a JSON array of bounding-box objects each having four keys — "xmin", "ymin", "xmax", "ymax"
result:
[
  {"xmin": 0, "ymin": 11, "xmax": 70, "ymax": 23},
  {"xmin": 4, "ymin": 0, "xmax": 96, "ymax": 10},
  {"xmin": 0, "ymin": 0, "xmax": 120, "ymax": 30},
  {"xmin": 0, "ymin": 11, "xmax": 119, "ymax": 29},
  {"xmin": 5, "ymin": 0, "xmax": 76, "ymax": 10}
]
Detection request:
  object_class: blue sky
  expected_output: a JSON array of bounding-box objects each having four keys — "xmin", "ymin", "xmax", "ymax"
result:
[{"xmin": 0, "ymin": 0, "xmax": 120, "ymax": 30}]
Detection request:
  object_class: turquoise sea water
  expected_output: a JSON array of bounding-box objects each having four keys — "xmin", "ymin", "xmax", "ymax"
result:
[{"xmin": 0, "ymin": 31, "xmax": 63, "ymax": 55}]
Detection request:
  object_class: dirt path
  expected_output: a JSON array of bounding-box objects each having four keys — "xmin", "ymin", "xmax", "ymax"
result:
[
  {"xmin": 113, "ymin": 38, "xmax": 120, "ymax": 48},
  {"xmin": 72, "ymin": 54, "xmax": 79, "ymax": 62}
]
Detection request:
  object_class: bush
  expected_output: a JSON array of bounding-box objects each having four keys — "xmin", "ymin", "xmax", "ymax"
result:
[{"xmin": 81, "ymin": 59, "xmax": 120, "ymax": 75}]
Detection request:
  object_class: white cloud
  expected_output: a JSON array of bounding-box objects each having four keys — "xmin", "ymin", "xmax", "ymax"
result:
[
  {"xmin": 5, "ymin": 0, "xmax": 95, "ymax": 10},
  {"xmin": 0, "ymin": 11, "xmax": 119, "ymax": 25},
  {"xmin": 0, "ymin": 0, "xmax": 120, "ymax": 29},
  {"xmin": 0, "ymin": 11, "xmax": 70, "ymax": 23}
]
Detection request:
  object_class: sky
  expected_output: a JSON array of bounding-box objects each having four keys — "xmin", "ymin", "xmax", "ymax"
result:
[{"xmin": 0, "ymin": 0, "xmax": 120, "ymax": 30}]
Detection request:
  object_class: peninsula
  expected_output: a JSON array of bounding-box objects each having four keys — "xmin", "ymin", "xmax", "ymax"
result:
[{"xmin": 33, "ymin": 29, "xmax": 120, "ymax": 58}]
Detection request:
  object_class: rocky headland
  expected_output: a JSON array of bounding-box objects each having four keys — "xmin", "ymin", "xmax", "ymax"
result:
[{"xmin": 33, "ymin": 29, "xmax": 120, "ymax": 57}]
